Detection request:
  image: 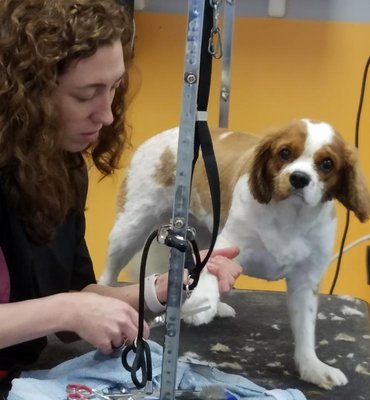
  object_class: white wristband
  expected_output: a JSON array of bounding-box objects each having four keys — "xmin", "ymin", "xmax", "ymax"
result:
[{"xmin": 144, "ymin": 273, "xmax": 166, "ymax": 313}]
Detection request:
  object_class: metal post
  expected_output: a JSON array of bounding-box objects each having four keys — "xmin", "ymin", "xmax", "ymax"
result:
[
  {"xmin": 159, "ymin": 1, "xmax": 206, "ymax": 399},
  {"xmin": 219, "ymin": 0, "xmax": 235, "ymax": 128}
]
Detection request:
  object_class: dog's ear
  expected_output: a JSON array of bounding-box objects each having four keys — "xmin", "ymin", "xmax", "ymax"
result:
[
  {"xmin": 335, "ymin": 144, "xmax": 370, "ymax": 222},
  {"xmin": 248, "ymin": 133, "xmax": 275, "ymax": 203}
]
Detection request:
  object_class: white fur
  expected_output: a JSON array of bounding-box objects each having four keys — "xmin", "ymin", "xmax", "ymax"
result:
[{"xmin": 99, "ymin": 121, "xmax": 350, "ymax": 389}]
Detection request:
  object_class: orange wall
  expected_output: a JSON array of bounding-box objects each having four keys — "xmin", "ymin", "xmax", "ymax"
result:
[{"xmin": 85, "ymin": 13, "xmax": 370, "ymax": 302}]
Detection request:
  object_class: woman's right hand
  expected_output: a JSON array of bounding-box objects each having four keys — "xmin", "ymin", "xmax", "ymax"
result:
[{"xmin": 65, "ymin": 292, "xmax": 148, "ymax": 354}]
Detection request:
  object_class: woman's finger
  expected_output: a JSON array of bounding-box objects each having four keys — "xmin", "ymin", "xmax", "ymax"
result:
[{"xmin": 200, "ymin": 246, "xmax": 240, "ymax": 260}]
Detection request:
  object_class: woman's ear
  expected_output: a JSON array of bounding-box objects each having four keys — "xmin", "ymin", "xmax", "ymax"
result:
[
  {"xmin": 335, "ymin": 144, "xmax": 370, "ymax": 222},
  {"xmin": 248, "ymin": 133, "xmax": 275, "ymax": 204}
]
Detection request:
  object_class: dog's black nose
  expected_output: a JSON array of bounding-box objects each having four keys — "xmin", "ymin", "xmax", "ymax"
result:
[{"xmin": 289, "ymin": 171, "xmax": 310, "ymax": 189}]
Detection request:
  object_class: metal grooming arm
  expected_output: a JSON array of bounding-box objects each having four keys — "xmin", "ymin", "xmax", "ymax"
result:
[
  {"xmin": 219, "ymin": 0, "xmax": 235, "ymax": 128},
  {"xmin": 159, "ymin": 1, "xmax": 206, "ymax": 399}
]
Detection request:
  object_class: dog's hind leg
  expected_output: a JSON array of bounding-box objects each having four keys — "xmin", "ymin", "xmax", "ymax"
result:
[
  {"xmin": 99, "ymin": 194, "xmax": 171, "ymax": 286},
  {"xmin": 99, "ymin": 129, "xmax": 178, "ymax": 286},
  {"xmin": 99, "ymin": 215, "xmax": 150, "ymax": 285}
]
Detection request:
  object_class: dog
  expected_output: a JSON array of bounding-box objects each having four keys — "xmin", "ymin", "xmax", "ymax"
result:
[{"xmin": 99, "ymin": 118, "xmax": 370, "ymax": 389}]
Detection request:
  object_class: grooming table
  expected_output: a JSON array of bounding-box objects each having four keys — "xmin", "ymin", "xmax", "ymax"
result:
[{"xmin": 29, "ymin": 290, "xmax": 370, "ymax": 399}]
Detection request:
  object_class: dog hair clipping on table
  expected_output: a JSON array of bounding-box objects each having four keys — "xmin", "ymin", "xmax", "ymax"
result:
[{"xmin": 199, "ymin": 385, "xmax": 237, "ymax": 400}]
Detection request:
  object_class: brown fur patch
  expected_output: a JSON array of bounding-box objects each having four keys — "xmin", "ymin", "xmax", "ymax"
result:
[
  {"xmin": 116, "ymin": 174, "xmax": 128, "ymax": 213},
  {"xmin": 331, "ymin": 204, "xmax": 336, "ymax": 220},
  {"xmin": 191, "ymin": 130, "xmax": 258, "ymax": 225},
  {"xmin": 274, "ymin": 173, "xmax": 292, "ymax": 201},
  {"xmin": 330, "ymin": 134, "xmax": 370, "ymax": 222},
  {"xmin": 153, "ymin": 147, "xmax": 176, "ymax": 187},
  {"xmin": 313, "ymin": 139, "xmax": 344, "ymax": 197}
]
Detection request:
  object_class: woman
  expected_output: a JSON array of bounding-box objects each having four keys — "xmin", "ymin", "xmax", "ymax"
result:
[{"xmin": 0, "ymin": 0, "xmax": 242, "ymax": 391}]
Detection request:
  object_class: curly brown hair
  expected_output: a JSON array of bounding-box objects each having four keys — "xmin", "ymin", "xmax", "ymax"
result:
[{"xmin": 0, "ymin": 0, "xmax": 133, "ymax": 243}]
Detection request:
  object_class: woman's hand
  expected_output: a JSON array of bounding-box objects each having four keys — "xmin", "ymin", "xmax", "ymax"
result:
[
  {"xmin": 0, "ymin": 290, "xmax": 148, "ymax": 352},
  {"xmin": 153, "ymin": 247, "xmax": 242, "ymax": 304},
  {"xmin": 65, "ymin": 292, "xmax": 149, "ymax": 354},
  {"xmin": 200, "ymin": 247, "xmax": 242, "ymax": 295}
]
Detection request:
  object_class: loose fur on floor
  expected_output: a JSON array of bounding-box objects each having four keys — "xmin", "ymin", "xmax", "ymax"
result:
[{"xmin": 99, "ymin": 118, "xmax": 370, "ymax": 389}]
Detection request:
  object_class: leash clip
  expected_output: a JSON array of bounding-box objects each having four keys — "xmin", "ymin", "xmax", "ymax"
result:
[
  {"xmin": 208, "ymin": 0, "xmax": 223, "ymax": 58},
  {"xmin": 184, "ymin": 276, "xmax": 194, "ymax": 299},
  {"xmin": 157, "ymin": 224, "xmax": 196, "ymax": 253}
]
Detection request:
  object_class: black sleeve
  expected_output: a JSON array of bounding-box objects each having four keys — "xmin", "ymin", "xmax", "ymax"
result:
[
  {"xmin": 70, "ymin": 210, "xmax": 96, "ymax": 291},
  {"xmin": 26, "ymin": 161, "xmax": 96, "ymax": 296}
]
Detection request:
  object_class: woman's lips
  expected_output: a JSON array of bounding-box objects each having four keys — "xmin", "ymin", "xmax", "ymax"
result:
[
  {"xmin": 81, "ymin": 130, "xmax": 99, "ymax": 136},
  {"xmin": 80, "ymin": 130, "xmax": 100, "ymax": 144}
]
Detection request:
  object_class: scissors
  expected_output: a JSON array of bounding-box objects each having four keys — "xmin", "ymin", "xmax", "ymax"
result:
[
  {"xmin": 66, "ymin": 383, "xmax": 111, "ymax": 400},
  {"xmin": 66, "ymin": 384, "xmax": 94, "ymax": 400}
]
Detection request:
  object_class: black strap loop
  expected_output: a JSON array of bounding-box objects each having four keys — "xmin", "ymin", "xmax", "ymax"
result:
[
  {"xmin": 184, "ymin": 239, "xmax": 203, "ymax": 291},
  {"xmin": 121, "ymin": 230, "xmax": 157, "ymax": 389},
  {"xmin": 121, "ymin": 339, "xmax": 152, "ymax": 389},
  {"xmin": 196, "ymin": 1, "xmax": 220, "ymax": 255},
  {"xmin": 186, "ymin": 0, "xmax": 221, "ymax": 284},
  {"xmin": 195, "ymin": 120, "xmax": 221, "ymax": 269}
]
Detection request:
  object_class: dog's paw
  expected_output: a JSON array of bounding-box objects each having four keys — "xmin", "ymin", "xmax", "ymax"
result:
[
  {"xmin": 182, "ymin": 301, "xmax": 218, "ymax": 326},
  {"xmin": 181, "ymin": 270, "xmax": 220, "ymax": 326},
  {"xmin": 217, "ymin": 301, "xmax": 236, "ymax": 318},
  {"xmin": 298, "ymin": 359, "xmax": 348, "ymax": 389},
  {"xmin": 181, "ymin": 293, "xmax": 219, "ymax": 326},
  {"xmin": 181, "ymin": 290, "xmax": 219, "ymax": 326},
  {"xmin": 181, "ymin": 298, "xmax": 236, "ymax": 326}
]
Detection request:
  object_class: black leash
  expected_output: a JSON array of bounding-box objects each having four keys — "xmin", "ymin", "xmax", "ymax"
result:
[
  {"xmin": 185, "ymin": 0, "xmax": 221, "ymax": 289},
  {"xmin": 121, "ymin": 230, "xmax": 156, "ymax": 391}
]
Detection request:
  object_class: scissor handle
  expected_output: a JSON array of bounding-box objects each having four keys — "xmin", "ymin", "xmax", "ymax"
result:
[
  {"xmin": 66, "ymin": 383, "xmax": 93, "ymax": 399},
  {"xmin": 67, "ymin": 393, "xmax": 85, "ymax": 400}
]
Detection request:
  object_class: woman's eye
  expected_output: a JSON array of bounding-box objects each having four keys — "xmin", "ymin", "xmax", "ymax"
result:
[
  {"xmin": 72, "ymin": 90, "xmax": 96, "ymax": 102},
  {"xmin": 319, "ymin": 158, "xmax": 334, "ymax": 172},
  {"xmin": 279, "ymin": 148, "xmax": 292, "ymax": 162},
  {"xmin": 73, "ymin": 94, "xmax": 94, "ymax": 102}
]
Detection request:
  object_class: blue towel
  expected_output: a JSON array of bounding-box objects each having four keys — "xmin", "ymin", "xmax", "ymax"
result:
[{"xmin": 8, "ymin": 341, "xmax": 307, "ymax": 400}]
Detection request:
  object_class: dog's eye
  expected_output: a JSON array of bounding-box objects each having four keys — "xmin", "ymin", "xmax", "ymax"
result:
[
  {"xmin": 279, "ymin": 148, "xmax": 292, "ymax": 162},
  {"xmin": 319, "ymin": 158, "xmax": 334, "ymax": 172}
]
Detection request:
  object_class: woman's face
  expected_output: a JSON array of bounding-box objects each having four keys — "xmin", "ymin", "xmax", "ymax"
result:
[{"xmin": 54, "ymin": 40, "xmax": 125, "ymax": 152}]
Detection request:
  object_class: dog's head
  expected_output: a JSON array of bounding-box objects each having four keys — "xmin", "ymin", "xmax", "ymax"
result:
[{"xmin": 248, "ymin": 118, "xmax": 370, "ymax": 222}]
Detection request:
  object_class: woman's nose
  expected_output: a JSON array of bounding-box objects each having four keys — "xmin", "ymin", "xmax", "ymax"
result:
[{"xmin": 92, "ymin": 95, "xmax": 114, "ymax": 126}]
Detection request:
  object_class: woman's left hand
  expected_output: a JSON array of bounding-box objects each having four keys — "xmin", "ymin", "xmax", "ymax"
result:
[{"xmin": 201, "ymin": 247, "xmax": 242, "ymax": 295}]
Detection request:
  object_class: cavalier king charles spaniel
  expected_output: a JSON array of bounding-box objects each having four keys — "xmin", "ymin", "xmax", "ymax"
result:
[{"xmin": 99, "ymin": 118, "xmax": 370, "ymax": 389}]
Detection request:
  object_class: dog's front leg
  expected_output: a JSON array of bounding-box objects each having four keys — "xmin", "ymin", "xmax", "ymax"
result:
[
  {"xmin": 286, "ymin": 274, "xmax": 348, "ymax": 389},
  {"xmin": 182, "ymin": 269, "xmax": 236, "ymax": 326}
]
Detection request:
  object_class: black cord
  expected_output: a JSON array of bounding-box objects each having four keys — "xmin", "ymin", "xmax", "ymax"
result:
[
  {"xmin": 329, "ymin": 209, "xmax": 350, "ymax": 294},
  {"xmin": 121, "ymin": 230, "xmax": 157, "ymax": 389},
  {"xmin": 329, "ymin": 56, "xmax": 370, "ymax": 294}
]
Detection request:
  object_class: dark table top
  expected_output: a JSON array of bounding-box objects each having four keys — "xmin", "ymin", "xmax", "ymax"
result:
[{"xmin": 31, "ymin": 290, "xmax": 370, "ymax": 400}]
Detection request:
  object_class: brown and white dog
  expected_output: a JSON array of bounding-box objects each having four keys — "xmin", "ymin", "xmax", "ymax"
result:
[{"xmin": 99, "ymin": 118, "xmax": 370, "ymax": 389}]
